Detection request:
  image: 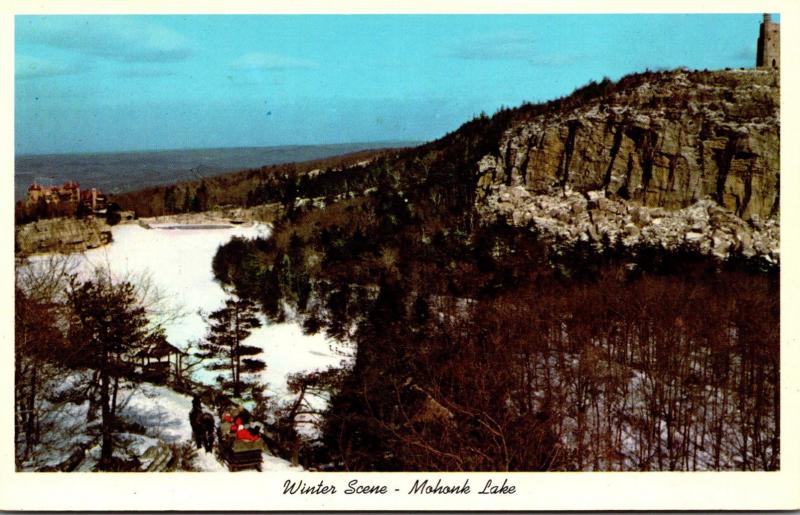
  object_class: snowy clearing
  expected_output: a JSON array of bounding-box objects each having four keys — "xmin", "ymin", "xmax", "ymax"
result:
[{"xmin": 70, "ymin": 222, "xmax": 352, "ymax": 401}]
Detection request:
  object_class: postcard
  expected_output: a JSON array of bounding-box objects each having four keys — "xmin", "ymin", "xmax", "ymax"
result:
[{"xmin": 2, "ymin": 0, "xmax": 798, "ymax": 511}]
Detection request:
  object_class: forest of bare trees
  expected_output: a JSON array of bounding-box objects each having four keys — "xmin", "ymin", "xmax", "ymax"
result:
[{"xmin": 301, "ymin": 263, "xmax": 778, "ymax": 472}]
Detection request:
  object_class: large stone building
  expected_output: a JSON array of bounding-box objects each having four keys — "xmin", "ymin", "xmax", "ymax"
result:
[
  {"xmin": 756, "ymin": 13, "xmax": 779, "ymax": 69},
  {"xmin": 26, "ymin": 181, "xmax": 106, "ymax": 212},
  {"xmin": 80, "ymin": 188, "xmax": 107, "ymax": 212},
  {"xmin": 27, "ymin": 181, "xmax": 80, "ymax": 205}
]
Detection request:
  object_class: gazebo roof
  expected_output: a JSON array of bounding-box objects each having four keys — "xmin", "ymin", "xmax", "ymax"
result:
[{"xmin": 137, "ymin": 339, "xmax": 186, "ymax": 359}]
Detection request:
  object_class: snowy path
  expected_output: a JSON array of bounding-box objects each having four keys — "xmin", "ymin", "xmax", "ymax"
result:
[{"xmin": 121, "ymin": 383, "xmax": 298, "ymax": 471}]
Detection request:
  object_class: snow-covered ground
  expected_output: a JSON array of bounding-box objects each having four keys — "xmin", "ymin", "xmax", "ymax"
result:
[
  {"xmin": 118, "ymin": 382, "xmax": 297, "ymax": 472},
  {"xmin": 24, "ymin": 220, "xmax": 353, "ymax": 471},
  {"xmin": 71, "ymin": 222, "xmax": 353, "ymax": 403},
  {"xmin": 73, "ymin": 222, "xmax": 270, "ymax": 362}
]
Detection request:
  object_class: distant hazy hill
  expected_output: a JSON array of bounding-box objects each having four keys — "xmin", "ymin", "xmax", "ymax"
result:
[{"xmin": 14, "ymin": 142, "xmax": 419, "ymax": 202}]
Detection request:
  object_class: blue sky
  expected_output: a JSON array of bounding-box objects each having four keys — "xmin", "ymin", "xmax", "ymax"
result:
[{"xmin": 15, "ymin": 14, "xmax": 772, "ymax": 155}]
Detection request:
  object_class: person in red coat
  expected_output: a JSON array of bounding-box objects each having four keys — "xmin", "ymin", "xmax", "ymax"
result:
[{"xmin": 235, "ymin": 423, "xmax": 260, "ymax": 442}]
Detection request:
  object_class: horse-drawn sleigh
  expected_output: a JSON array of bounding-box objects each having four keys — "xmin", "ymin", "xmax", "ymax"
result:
[
  {"xmin": 218, "ymin": 416, "xmax": 264, "ymax": 472},
  {"xmin": 189, "ymin": 395, "xmax": 265, "ymax": 472}
]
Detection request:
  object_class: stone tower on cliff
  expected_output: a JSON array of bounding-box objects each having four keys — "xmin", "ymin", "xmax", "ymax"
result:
[{"xmin": 756, "ymin": 13, "xmax": 779, "ymax": 69}]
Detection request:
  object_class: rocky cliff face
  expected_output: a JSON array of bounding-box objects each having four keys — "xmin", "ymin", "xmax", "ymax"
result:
[
  {"xmin": 15, "ymin": 217, "xmax": 112, "ymax": 256},
  {"xmin": 482, "ymin": 184, "xmax": 779, "ymax": 263},
  {"xmin": 476, "ymin": 69, "xmax": 779, "ymax": 261}
]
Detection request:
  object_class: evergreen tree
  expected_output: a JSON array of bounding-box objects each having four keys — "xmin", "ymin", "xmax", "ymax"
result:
[
  {"xmin": 163, "ymin": 186, "xmax": 177, "ymax": 214},
  {"xmin": 196, "ymin": 180, "xmax": 209, "ymax": 212},
  {"xmin": 67, "ymin": 275, "xmax": 150, "ymax": 470},
  {"xmin": 197, "ymin": 294, "xmax": 265, "ymax": 398},
  {"xmin": 182, "ymin": 188, "xmax": 192, "ymax": 213}
]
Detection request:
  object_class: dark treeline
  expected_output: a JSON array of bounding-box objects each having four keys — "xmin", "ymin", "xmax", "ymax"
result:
[
  {"xmin": 14, "ymin": 198, "xmax": 85, "ymax": 224},
  {"xmin": 208, "ymin": 69, "xmax": 779, "ymax": 471},
  {"xmin": 107, "ymin": 148, "xmax": 400, "ymax": 219},
  {"xmin": 15, "ymin": 199, "xmax": 127, "ymax": 226}
]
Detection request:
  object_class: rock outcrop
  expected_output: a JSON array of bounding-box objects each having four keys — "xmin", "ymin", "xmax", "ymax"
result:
[
  {"xmin": 480, "ymin": 184, "xmax": 779, "ymax": 263},
  {"xmin": 476, "ymin": 69, "xmax": 779, "ymax": 261},
  {"xmin": 15, "ymin": 217, "xmax": 112, "ymax": 256}
]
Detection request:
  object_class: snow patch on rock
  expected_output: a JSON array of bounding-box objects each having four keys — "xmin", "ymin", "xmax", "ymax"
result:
[{"xmin": 478, "ymin": 184, "xmax": 779, "ymax": 263}]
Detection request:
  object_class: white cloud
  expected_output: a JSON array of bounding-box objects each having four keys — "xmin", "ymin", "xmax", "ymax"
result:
[
  {"xmin": 17, "ymin": 17, "xmax": 196, "ymax": 63},
  {"xmin": 230, "ymin": 52, "xmax": 317, "ymax": 71}
]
